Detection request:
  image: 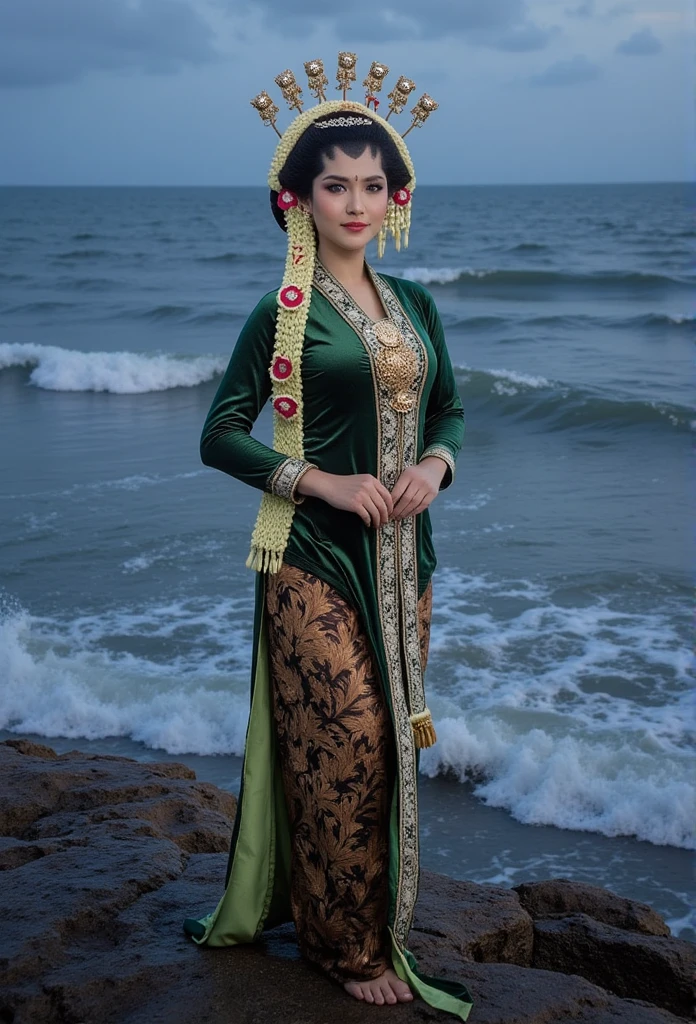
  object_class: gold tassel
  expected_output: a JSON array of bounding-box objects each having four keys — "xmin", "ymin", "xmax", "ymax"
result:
[{"xmin": 410, "ymin": 708, "xmax": 437, "ymax": 748}]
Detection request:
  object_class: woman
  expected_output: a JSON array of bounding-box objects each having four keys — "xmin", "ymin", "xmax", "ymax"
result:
[{"xmin": 184, "ymin": 59, "xmax": 473, "ymax": 1021}]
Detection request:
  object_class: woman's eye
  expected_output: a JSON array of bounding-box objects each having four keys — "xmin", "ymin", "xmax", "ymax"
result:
[{"xmin": 325, "ymin": 183, "xmax": 384, "ymax": 193}]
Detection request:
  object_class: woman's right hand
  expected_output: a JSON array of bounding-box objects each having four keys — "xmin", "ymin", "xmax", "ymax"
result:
[{"xmin": 297, "ymin": 469, "xmax": 393, "ymax": 528}]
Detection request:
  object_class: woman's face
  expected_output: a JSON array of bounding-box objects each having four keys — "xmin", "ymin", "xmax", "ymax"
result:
[{"xmin": 305, "ymin": 145, "xmax": 389, "ymax": 254}]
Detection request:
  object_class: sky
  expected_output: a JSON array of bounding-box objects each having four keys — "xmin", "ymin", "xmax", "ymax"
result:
[{"xmin": 0, "ymin": 0, "xmax": 693, "ymax": 186}]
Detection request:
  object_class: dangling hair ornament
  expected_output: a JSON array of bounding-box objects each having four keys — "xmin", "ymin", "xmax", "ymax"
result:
[
  {"xmin": 246, "ymin": 51, "xmax": 439, "ymax": 747},
  {"xmin": 336, "ymin": 51, "xmax": 357, "ymax": 99}
]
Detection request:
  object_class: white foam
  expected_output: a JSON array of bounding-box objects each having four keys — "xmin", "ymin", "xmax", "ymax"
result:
[
  {"xmin": 444, "ymin": 490, "xmax": 492, "ymax": 512},
  {"xmin": 121, "ymin": 538, "xmax": 225, "ymax": 574},
  {"xmin": 1, "ymin": 470, "xmax": 207, "ymax": 502},
  {"xmin": 486, "ymin": 367, "xmax": 550, "ymax": 389},
  {"xmin": 0, "ymin": 343, "xmax": 226, "ymax": 393},
  {"xmin": 452, "ymin": 362, "xmax": 551, "ymax": 394},
  {"xmin": 400, "ymin": 266, "xmax": 487, "ymax": 285},
  {"xmin": 0, "ymin": 596, "xmax": 254, "ymax": 756},
  {"xmin": 421, "ymin": 717, "xmax": 695, "ymax": 849}
]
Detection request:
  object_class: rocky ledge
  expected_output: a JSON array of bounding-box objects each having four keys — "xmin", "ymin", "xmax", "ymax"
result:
[{"xmin": 0, "ymin": 738, "xmax": 693, "ymax": 1024}]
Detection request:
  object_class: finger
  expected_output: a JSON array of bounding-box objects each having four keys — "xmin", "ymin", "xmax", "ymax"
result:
[
  {"xmin": 394, "ymin": 489, "xmax": 425, "ymax": 519},
  {"xmin": 361, "ymin": 495, "xmax": 383, "ymax": 528},
  {"xmin": 390, "ymin": 477, "xmax": 408, "ymax": 506},
  {"xmin": 391, "ymin": 485, "xmax": 418, "ymax": 518},
  {"xmin": 375, "ymin": 479, "xmax": 394, "ymax": 515},
  {"xmin": 407, "ymin": 498, "xmax": 431, "ymax": 517},
  {"xmin": 372, "ymin": 492, "xmax": 390, "ymax": 525},
  {"xmin": 365, "ymin": 482, "xmax": 389, "ymax": 524}
]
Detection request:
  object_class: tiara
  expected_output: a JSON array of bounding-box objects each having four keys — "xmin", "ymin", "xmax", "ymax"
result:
[
  {"xmin": 313, "ymin": 116, "xmax": 374, "ymax": 129},
  {"xmin": 250, "ymin": 53, "xmax": 438, "ymax": 140}
]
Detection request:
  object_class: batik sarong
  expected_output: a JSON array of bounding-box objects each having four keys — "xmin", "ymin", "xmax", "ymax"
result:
[{"xmin": 265, "ymin": 562, "xmax": 433, "ymax": 983}]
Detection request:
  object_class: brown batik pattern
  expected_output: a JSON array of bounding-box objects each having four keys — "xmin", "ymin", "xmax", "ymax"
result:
[{"xmin": 265, "ymin": 562, "xmax": 433, "ymax": 984}]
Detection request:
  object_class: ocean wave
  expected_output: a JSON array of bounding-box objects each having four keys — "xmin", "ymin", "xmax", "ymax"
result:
[
  {"xmin": 420, "ymin": 567, "xmax": 694, "ymax": 849},
  {"xmin": 450, "ymin": 311, "xmax": 696, "ymax": 332},
  {"xmin": 634, "ymin": 312, "xmax": 696, "ymax": 328},
  {"xmin": 1, "ymin": 470, "xmax": 207, "ymax": 502},
  {"xmin": 196, "ymin": 252, "xmax": 244, "ymax": 264},
  {"xmin": 456, "ymin": 365, "xmax": 693, "ymax": 432},
  {"xmin": 0, "ymin": 601, "xmax": 253, "ymax": 758},
  {"xmin": 508, "ymin": 242, "xmax": 548, "ymax": 252},
  {"xmin": 0, "ymin": 272, "xmax": 29, "ymax": 283},
  {"xmin": 422, "ymin": 715, "xmax": 694, "ymax": 849},
  {"xmin": 0, "ymin": 342, "xmax": 226, "ymax": 393},
  {"xmin": 1, "ymin": 566, "xmax": 691, "ymax": 849},
  {"xmin": 53, "ymin": 248, "xmax": 112, "ymax": 261},
  {"xmin": 4, "ymin": 301, "xmax": 78, "ymax": 315},
  {"xmin": 130, "ymin": 304, "xmax": 194, "ymax": 322},
  {"xmin": 58, "ymin": 276, "xmax": 122, "ymax": 292},
  {"xmin": 401, "ymin": 266, "xmax": 693, "ymax": 289}
]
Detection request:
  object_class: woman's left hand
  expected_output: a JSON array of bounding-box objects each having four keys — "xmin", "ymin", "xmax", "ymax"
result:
[{"xmin": 389, "ymin": 457, "xmax": 447, "ymax": 520}]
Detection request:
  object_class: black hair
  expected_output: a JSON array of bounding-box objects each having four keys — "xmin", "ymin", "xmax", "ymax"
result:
[{"xmin": 269, "ymin": 111, "xmax": 411, "ymax": 232}]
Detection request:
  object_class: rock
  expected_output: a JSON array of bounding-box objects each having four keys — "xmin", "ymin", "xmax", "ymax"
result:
[
  {"xmin": 0, "ymin": 739, "xmax": 235, "ymax": 853},
  {"xmin": 0, "ymin": 738, "xmax": 691, "ymax": 1024},
  {"xmin": 421, "ymin": 960, "xmax": 691, "ymax": 1024},
  {"xmin": 412, "ymin": 871, "xmax": 534, "ymax": 966},
  {"xmin": 532, "ymin": 913, "xmax": 696, "ymax": 1020},
  {"xmin": 513, "ymin": 878, "xmax": 671, "ymax": 936},
  {"xmin": 4, "ymin": 738, "xmax": 59, "ymax": 759}
]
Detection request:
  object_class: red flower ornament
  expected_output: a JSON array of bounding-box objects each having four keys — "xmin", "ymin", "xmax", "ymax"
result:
[
  {"xmin": 278, "ymin": 284, "xmax": 305, "ymax": 310},
  {"xmin": 271, "ymin": 355, "xmax": 293, "ymax": 381},
  {"xmin": 273, "ymin": 395, "xmax": 298, "ymax": 419},
  {"xmin": 393, "ymin": 187, "xmax": 411, "ymax": 207},
  {"xmin": 277, "ymin": 189, "xmax": 299, "ymax": 210}
]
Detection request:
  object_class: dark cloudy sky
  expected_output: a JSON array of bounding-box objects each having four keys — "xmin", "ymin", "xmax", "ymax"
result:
[{"xmin": 0, "ymin": 0, "xmax": 692, "ymax": 185}]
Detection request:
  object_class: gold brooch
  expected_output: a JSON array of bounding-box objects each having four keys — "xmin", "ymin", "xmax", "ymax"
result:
[{"xmin": 373, "ymin": 319, "xmax": 418, "ymax": 412}]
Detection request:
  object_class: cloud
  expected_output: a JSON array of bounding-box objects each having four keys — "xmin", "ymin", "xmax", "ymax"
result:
[
  {"xmin": 479, "ymin": 22, "xmax": 561, "ymax": 51},
  {"xmin": 615, "ymin": 27, "xmax": 662, "ymax": 55},
  {"xmin": 226, "ymin": 0, "xmax": 556, "ymax": 48},
  {"xmin": 565, "ymin": 1, "xmax": 636, "ymax": 19},
  {"xmin": 565, "ymin": 1, "xmax": 594, "ymax": 17},
  {"xmin": 530, "ymin": 54, "xmax": 601, "ymax": 86},
  {"xmin": 0, "ymin": 0, "xmax": 219, "ymax": 89}
]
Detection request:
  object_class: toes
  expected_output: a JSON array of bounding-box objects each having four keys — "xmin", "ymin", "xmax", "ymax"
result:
[
  {"xmin": 392, "ymin": 979, "xmax": 413, "ymax": 1002},
  {"xmin": 372, "ymin": 986, "xmax": 386, "ymax": 1006},
  {"xmin": 378, "ymin": 977, "xmax": 398, "ymax": 1005},
  {"xmin": 343, "ymin": 981, "xmax": 364, "ymax": 1001},
  {"xmin": 345, "ymin": 971, "xmax": 412, "ymax": 1005}
]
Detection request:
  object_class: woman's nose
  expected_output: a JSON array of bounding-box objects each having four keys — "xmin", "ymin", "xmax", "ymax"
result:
[{"xmin": 346, "ymin": 190, "xmax": 365, "ymax": 215}]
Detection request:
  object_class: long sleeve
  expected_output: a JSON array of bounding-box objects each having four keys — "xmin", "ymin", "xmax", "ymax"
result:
[
  {"xmin": 416, "ymin": 286, "xmax": 465, "ymax": 489},
  {"xmin": 200, "ymin": 291, "xmax": 316, "ymax": 501}
]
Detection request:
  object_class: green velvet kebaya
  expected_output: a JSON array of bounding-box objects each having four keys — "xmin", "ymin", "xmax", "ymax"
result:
[{"xmin": 184, "ymin": 260, "xmax": 473, "ymax": 1020}]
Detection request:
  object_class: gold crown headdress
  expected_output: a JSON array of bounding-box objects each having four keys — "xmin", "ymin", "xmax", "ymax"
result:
[{"xmin": 250, "ymin": 53, "xmax": 438, "ymax": 258}]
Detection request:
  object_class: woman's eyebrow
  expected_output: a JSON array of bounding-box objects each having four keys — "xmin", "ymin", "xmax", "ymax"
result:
[{"xmin": 321, "ymin": 173, "xmax": 386, "ymax": 182}]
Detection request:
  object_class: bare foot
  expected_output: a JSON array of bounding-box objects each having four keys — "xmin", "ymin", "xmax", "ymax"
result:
[{"xmin": 344, "ymin": 968, "xmax": 413, "ymax": 1005}]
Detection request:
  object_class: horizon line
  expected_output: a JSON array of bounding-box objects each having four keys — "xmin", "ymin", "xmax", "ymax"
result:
[{"xmin": 0, "ymin": 179, "xmax": 691, "ymax": 189}]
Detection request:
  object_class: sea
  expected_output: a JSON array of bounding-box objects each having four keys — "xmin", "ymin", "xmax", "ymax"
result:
[{"xmin": 0, "ymin": 183, "xmax": 693, "ymax": 939}]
